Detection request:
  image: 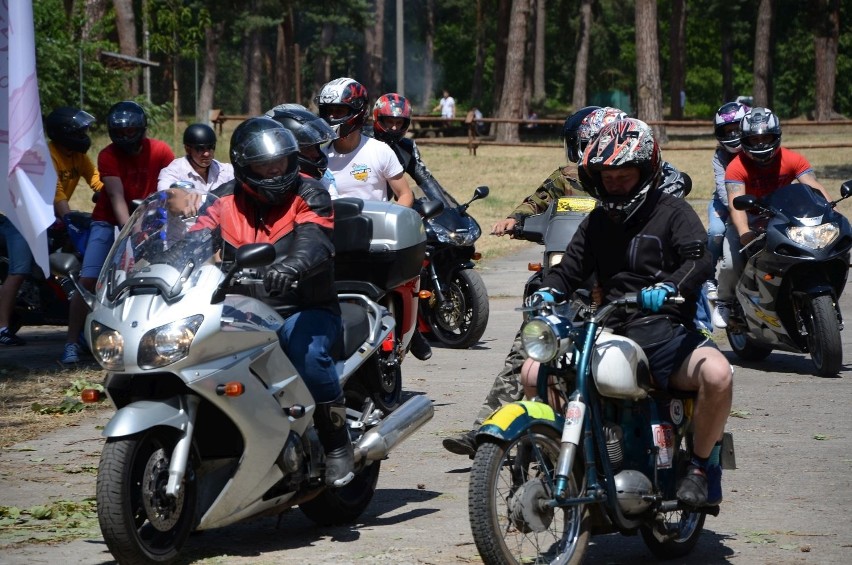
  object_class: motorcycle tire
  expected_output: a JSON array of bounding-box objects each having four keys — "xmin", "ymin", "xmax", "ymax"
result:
[
  {"xmin": 424, "ymin": 268, "xmax": 489, "ymax": 349},
  {"xmin": 468, "ymin": 427, "xmax": 590, "ymax": 565},
  {"xmin": 96, "ymin": 428, "xmax": 197, "ymax": 565},
  {"xmin": 349, "ymin": 352, "xmax": 402, "ymax": 414},
  {"xmin": 802, "ymin": 294, "xmax": 843, "ymax": 377},
  {"xmin": 299, "ymin": 460, "xmax": 381, "ymax": 526},
  {"xmin": 639, "ymin": 502, "xmax": 706, "ymax": 559},
  {"xmin": 726, "ymin": 329, "xmax": 773, "ymax": 362}
]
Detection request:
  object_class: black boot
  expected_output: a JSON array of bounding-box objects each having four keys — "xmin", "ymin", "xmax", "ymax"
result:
[
  {"xmin": 409, "ymin": 330, "xmax": 433, "ymax": 361},
  {"xmin": 442, "ymin": 430, "xmax": 477, "ymax": 458},
  {"xmin": 314, "ymin": 396, "xmax": 355, "ymax": 487}
]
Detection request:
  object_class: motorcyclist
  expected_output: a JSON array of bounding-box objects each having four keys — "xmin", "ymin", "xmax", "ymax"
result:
[
  {"xmin": 715, "ymin": 107, "xmax": 832, "ymax": 327},
  {"xmin": 706, "ymin": 101, "xmax": 750, "ymax": 327},
  {"xmin": 316, "ymin": 77, "xmax": 414, "ymax": 206},
  {"xmin": 442, "ymin": 106, "xmax": 695, "ymax": 457},
  {"xmin": 265, "ymin": 103, "xmax": 340, "ymax": 198},
  {"xmin": 157, "ymin": 123, "xmax": 234, "ymax": 193},
  {"xmin": 196, "ymin": 116, "xmax": 352, "ymax": 487},
  {"xmin": 532, "ymin": 118, "xmax": 733, "ymax": 507}
]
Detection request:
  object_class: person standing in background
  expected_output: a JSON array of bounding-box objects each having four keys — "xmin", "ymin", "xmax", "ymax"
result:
[
  {"xmin": 60, "ymin": 101, "xmax": 174, "ymax": 364},
  {"xmin": 432, "ymin": 89, "xmax": 455, "ymax": 120}
]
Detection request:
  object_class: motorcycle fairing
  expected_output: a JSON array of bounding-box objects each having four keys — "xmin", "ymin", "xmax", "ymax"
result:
[{"xmin": 477, "ymin": 400, "xmax": 564, "ymax": 443}]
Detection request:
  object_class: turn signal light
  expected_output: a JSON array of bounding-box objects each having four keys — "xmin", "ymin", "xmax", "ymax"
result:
[
  {"xmin": 216, "ymin": 382, "xmax": 245, "ymax": 397},
  {"xmin": 528, "ymin": 262, "xmax": 543, "ymax": 272},
  {"xmin": 80, "ymin": 389, "xmax": 104, "ymax": 403},
  {"xmin": 763, "ymin": 274, "xmax": 774, "ymax": 281},
  {"xmin": 472, "ymin": 252, "xmax": 482, "ymax": 260},
  {"xmin": 418, "ymin": 290, "xmax": 433, "ymax": 299}
]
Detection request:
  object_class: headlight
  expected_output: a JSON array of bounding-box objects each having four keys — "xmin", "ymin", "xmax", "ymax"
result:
[
  {"xmin": 787, "ymin": 222, "xmax": 839, "ymax": 249},
  {"xmin": 520, "ymin": 314, "xmax": 573, "ymax": 363},
  {"xmin": 138, "ymin": 315, "xmax": 203, "ymax": 369},
  {"xmin": 428, "ymin": 220, "xmax": 480, "ymax": 246},
  {"xmin": 91, "ymin": 321, "xmax": 125, "ymax": 371}
]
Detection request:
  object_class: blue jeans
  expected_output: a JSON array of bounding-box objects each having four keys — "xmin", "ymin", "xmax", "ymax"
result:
[
  {"xmin": 277, "ymin": 308, "xmax": 343, "ymax": 403},
  {"xmin": 0, "ymin": 216, "xmax": 33, "ymax": 275},
  {"xmin": 707, "ymin": 199, "xmax": 729, "ymax": 268},
  {"xmin": 81, "ymin": 221, "xmax": 117, "ymax": 279}
]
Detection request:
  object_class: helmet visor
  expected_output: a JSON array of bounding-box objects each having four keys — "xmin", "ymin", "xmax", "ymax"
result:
[
  {"xmin": 233, "ymin": 129, "xmax": 299, "ymax": 167},
  {"xmin": 68, "ymin": 110, "xmax": 96, "ymax": 130}
]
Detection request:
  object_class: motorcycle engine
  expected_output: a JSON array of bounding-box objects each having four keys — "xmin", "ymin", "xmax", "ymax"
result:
[
  {"xmin": 602, "ymin": 422, "xmax": 624, "ymax": 470},
  {"xmin": 613, "ymin": 469, "xmax": 654, "ymax": 515}
]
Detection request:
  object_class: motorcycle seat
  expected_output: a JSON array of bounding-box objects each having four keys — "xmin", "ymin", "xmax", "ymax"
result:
[{"xmin": 335, "ymin": 301, "xmax": 371, "ymax": 359}]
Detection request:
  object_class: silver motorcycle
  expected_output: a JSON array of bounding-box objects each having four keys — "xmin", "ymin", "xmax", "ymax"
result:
[{"xmin": 71, "ymin": 188, "xmax": 434, "ymax": 564}]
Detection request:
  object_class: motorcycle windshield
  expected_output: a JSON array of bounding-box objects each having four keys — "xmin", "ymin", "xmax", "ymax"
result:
[
  {"xmin": 763, "ymin": 183, "xmax": 832, "ymax": 222},
  {"xmin": 96, "ymin": 188, "xmax": 224, "ymax": 305}
]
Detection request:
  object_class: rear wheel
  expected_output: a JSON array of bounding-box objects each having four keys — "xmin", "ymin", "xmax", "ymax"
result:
[
  {"xmin": 96, "ymin": 428, "xmax": 197, "ymax": 564},
  {"xmin": 425, "ymin": 268, "xmax": 489, "ymax": 349},
  {"xmin": 469, "ymin": 428, "xmax": 589, "ymax": 565},
  {"xmin": 640, "ymin": 507, "xmax": 706, "ymax": 559},
  {"xmin": 299, "ymin": 460, "xmax": 381, "ymax": 526},
  {"xmin": 726, "ymin": 329, "xmax": 772, "ymax": 361},
  {"xmin": 801, "ymin": 294, "xmax": 842, "ymax": 377}
]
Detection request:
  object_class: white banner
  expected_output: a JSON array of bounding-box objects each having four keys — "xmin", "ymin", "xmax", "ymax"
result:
[{"xmin": 0, "ymin": 1, "xmax": 58, "ymax": 277}]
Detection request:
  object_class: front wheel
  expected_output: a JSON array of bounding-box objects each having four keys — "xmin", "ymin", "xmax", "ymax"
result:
[
  {"xmin": 469, "ymin": 428, "xmax": 590, "ymax": 565},
  {"xmin": 96, "ymin": 428, "xmax": 197, "ymax": 565},
  {"xmin": 801, "ymin": 294, "xmax": 843, "ymax": 377},
  {"xmin": 424, "ymin": 268, "xmax": 489, "ymax": 349},
  {"xmin": 726, "ymin": 328, "xmax": 773, "ymax": 362}
]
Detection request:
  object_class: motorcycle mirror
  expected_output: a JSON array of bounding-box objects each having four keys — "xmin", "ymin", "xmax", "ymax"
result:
[
  {"xmin": 235, "ymin": 243, "xmax": 276, "ymax": 268},
  {"xmin": 415, "ymin": 198, "xmax": 445, "ymax": 220},
  {"xmin": 678, "ymin": 240, "xmax": 705, "ymax": 260},
  {"xmin": 841, "ymin": 180, "xmax": 852, "ymax": 199},
  {"xmin": 473, "ymin": 185, "xmax": 490, "ymax": 200},
  {"xmin": 732, "ymin": 194, "xmax": 758, "ymax": 211}
]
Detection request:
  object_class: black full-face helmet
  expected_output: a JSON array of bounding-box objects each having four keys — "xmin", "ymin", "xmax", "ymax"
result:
[
  {"xmin": 45, "ymin": 107, "xmax": 96, "ymax": 153},
  {"xmin": 315, "ymin": 77, "xmax": 369, "ymax": 138},
  {"xmin": 265, "ymin": 103, "xmax": 338, "ymax": 180},
  {"xmin": 562, "ymin": 106, "xmax": 601, "ymax": 164},
  {"xmin": 107, "ymin": 101, "xmax": 147, "ymax": 154},
  {"xmin": 579, "ymin": 118, "xmax": 661, "ymax": 224},
  {"xmin": 230, "ymin": 116, "xmax": 300, "ymax": 205}
]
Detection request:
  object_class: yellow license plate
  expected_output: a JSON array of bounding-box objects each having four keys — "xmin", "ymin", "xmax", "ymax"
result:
[{"xmin": 556, "ymin": 197, "xmax": 596, "ymax": 213}]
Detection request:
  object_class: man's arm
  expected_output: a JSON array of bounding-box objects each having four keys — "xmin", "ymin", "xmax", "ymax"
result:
[
  {"xmin": 726, "ymin": 181, "xmax": 754, "ymax": 244},
  {"xmin": 797, "ymin": 172, "xmax": 832, "ymax": 201},
  {"xmin": 387, "ymin": 173, "xmax": 414, "ymax": 207},
  {"xmin": 103, "ymin": 176, "xmax": 131, "ymax": 227}
]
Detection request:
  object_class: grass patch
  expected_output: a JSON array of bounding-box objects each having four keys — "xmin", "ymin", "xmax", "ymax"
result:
[{"xmin": 0, "ymin": 499, "xmax": 99, "ymax": 547}]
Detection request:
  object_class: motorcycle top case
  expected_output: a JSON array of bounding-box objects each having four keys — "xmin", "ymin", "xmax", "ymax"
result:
[{"xmin": 333, "ymin": 198, "xmax": 427, "ymax": 291}]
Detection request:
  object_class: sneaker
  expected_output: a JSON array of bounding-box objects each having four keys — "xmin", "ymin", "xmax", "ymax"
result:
[
  {"xmin": 712, "ymin": 301, "xmax": 730, "ymax": 329},
  {"xmin": 409, "ymin": 330, "xmax": 433, "ymax": 361},
  {"xmin": 442, "ymin": 430, "xmax": 477, "ymax": 458},
  {"xmin": 706, "ymin": 464, "xmax": 723, "ymax": 505},
  {"xmin": 77, "ymin": 332, "xmax": 91, "ymax": 354},
  {"xmin": 704, "ymin": 280, "xmax": 719, "ymax": 302},
  {"xmin": 0, "ymin": 328, "xmax": 26, "ymax": 346},
  {"xmin": 677, "ymin": 464, "xmax": 708, "ymax": 507},
  {"xmin": 60, "ymin": 342, "xmax": 82, "ymax": 364}
]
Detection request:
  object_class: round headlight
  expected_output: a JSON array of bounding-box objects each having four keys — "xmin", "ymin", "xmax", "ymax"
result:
[
  {"xmin": 91, "ymin": 321, "xmax": 124, "ymax": 371},
  {"xmin": 521, "ymin": 315, "xmax": 573, "ymax": 363}
]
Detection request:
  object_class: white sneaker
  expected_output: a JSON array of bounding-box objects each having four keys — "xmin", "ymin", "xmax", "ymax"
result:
[
  {"xmin": 712, "ymin": 301, "xmax": 730, "ymax": 329},
  {"xmin": 704, "ymin": 280, "xmax": 719, "ymax": 302}
]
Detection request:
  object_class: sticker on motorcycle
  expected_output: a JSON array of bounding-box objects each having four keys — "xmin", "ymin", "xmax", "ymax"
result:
[
  {"xmin": 669, "ymin": 399, "xmax": 684, "ymax": 426},
  {"xmin": 556, "ymin": 197, "xmax": 597, "ymax": 214},
  {"xmin": 653, "ymin": 423, "xmax": 675, "ymax": 469}
]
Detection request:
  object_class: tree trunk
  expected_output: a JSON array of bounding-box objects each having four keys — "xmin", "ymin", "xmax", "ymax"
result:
[
  {"xmin": 312, "ymin": 23, "xmax": 335, "ymax": 103},
  {"xmin": 198, "ymin": 21, "xmax": 224, "ymax": 124},
  {"xmin": 492, "ymin": 0, "xmax": 511, "ymax": 112},
  {"xmin": 635, "ymin": 0, "xmax": 666, "ymax": 143},
  {"xmin": 668, "ymin": 0, "xmax": 686, "ymax": 119},
  {"xmin": 113, "ymin": 0, "xmax": 139, "ymax": 96},
  {"xmin": 532, "ymin": 0, "xmax": 546, "ymax": 104},
  {"xmin": 721, "ymin": 9, "xmax": 734, "ymax": 103},
  {"xmin": 421, "ymin": 0, "xmax": 435, "ymax": 111},
  {"xmin": 363, "ymin": 0, "xmax": 384, "ymax": 101},
  {"xmin": 81, "ymin": 0, "xmax": 107, "ymax": 41},
  {"xmin": 572, "ymin": 0, "xmax": 592, "ymax": 110},
  {"xmin": 273, "ymin": 8, "xmax": 296, "ymax": 107},
  {"xmin": 752, "ymin": 0, "xmax": 773, "ymax": 108},
  {"xmin": 495, "ymin": 0, "xmax": 530, "ymax": 143},
  {"xmin": 470, "ymin": 0, "xmax": 484, "ymax": 106},
  {"xmin": 247, "ymin": 31, "xmax": 263, "ymax": 115},
  {"xmin": 812, "ymin": 0, "xmax": 839, "ymax": 121}
]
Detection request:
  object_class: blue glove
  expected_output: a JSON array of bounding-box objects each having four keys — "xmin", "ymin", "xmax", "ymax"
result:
[
  {"xmin": 638, "ymin": 283, "xmax": 677, "ymax": 313},
  {"xmin": 524, "ymin": 287, "xmax": 565, "ymax": 309}
]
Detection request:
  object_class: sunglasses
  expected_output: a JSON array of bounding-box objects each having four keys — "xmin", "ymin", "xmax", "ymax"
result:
[{"xmin": 190, "ymin": 144, "xmax": 216, "ymax": 152}]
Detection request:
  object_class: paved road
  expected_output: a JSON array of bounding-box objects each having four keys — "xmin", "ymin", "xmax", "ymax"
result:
[{"xmin": 1, "ymin": 243, "xmax": 851, "ymax": 564}]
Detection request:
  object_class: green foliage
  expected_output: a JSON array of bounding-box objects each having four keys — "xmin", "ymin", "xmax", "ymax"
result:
[
  {"xmin": 0, "ymin": 499, "xmax": 99, "ymax": 543},
  {"xmin": 29, "ymin": 378, "xmax": 103, "ymax": 415},
  {"xmin": 148, "ymin": 0, "xmax": 212, "ymax": 58}
]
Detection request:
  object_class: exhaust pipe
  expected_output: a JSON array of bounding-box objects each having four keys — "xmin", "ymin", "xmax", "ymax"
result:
[{"xmin": 355, "ymin": 395, "xmax": 434, "ymax": 463}]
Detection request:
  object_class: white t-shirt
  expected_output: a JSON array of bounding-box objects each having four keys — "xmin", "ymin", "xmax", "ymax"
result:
[
  {"xmin": 439, "ymin": 96, "xmax": 456, "ymax": 119},
  {"xmin": 325, "ymin": 135, "xmax": 403, "ymax": 201},
  {"xmin": 157, "ymin": 156, "xmax": 234, "ymax": 194}
]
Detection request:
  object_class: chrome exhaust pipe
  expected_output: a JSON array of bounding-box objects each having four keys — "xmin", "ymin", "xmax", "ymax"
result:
[{"xmin": 355, "ymin": 395, "xmax": 434, "ymax": 463}]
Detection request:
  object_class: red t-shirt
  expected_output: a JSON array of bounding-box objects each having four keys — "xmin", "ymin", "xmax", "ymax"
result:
[
  {"xmin": 93, "ymin": 138, "xmax": 175, "ymax": 224},
  {"xmin": 724, "ymin": 147, "xmax": 814, "ymax": 199}
]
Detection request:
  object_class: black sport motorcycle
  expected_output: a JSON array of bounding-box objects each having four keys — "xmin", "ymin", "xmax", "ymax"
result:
[
  {"xmin": 418, "ymin": 185, "xmax": 491, "ymax": 349},
  {"xmin": 726, "ymin": 181, "xmax": 852, "ymax": 377}
]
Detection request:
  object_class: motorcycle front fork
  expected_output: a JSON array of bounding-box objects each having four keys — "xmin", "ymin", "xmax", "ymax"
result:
[
  {"xmin": 424, "ymin": 259, "xmax": 448, "ymax": 306},
  {"xmin": 166, "ymin": 395, "xmax": 200, "ymax": 497},
  {"xmin": 553, "ymin": 397, "xmax": 585, "ymax": 498}
]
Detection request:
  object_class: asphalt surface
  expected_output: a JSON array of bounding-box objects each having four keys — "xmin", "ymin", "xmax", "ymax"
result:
[{"xmin": 1, "ymin": 242, "xmax": 851, "ymax": 564}]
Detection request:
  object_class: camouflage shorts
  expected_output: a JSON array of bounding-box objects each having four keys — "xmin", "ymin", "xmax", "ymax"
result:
[{"xmin": 474, "ymin": 330, "xmax": 526, "ymax": 426}]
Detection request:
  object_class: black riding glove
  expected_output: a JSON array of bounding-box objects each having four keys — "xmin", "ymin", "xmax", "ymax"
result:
[{"xmin": 263, "ymin": 264, "xmax": 297, "ymax": 294}]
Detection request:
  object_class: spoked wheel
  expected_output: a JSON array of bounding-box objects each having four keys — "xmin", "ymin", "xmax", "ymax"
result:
[
  {"xmin": 425, "ymin": 269, "xmax": 489, "ymax": 349},
  {"xmin": 800, "ymin": 294, "xmax": 843, "ymax": 377},
  {"xmin": 349, "ymin": 351, "xmax": 402, "ymax": 414},
  {"xmin": 96, "ymin": 428, "xmax": 197, "ymax": 565},
  {"xmin": 640, "ymin": 506, "xmax": 706, "ymax": 559},
  {"xmin": 726, "ymin": 328, "xmax": 772, "ymax": 361},
  {"xmin": 469, "ymin": 428, "xmax": 589, "ymax": 565}
]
